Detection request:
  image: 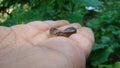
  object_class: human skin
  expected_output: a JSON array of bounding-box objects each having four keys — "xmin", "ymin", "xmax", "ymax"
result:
[{"xmin": 0, "ymin": 20, "xmax": 94, "ymax": 68}]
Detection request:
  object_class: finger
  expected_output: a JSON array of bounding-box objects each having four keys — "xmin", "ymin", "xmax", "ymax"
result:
[
  {"xmin": 27, "ymin": 21, "xmax": 50, "ymax": 32},
  {"xmin": 69, "ymin": 27, "xmax": 94, "ymax": 58},
  {"xmin": 0, "ymin": 26, "xmax": 11, "ymax": 42},
  {"xmin": 77, "ymin": 27, "xmax": 94, "ymax": 43},
  {"xmin": 27, "ymin": 20, "xmax": 69, "ymax": 32},
  {"xmin": 28, "ymin": 32, "xmax": 49, "ymax": 45},
  {"xmin": 44, "ymin": 20, "xmax": 69, "ymax": 28},
  {"xmin": 27, "ymin": 20, "xmax": 69, "ymax": 45},
  {"xmin": 69, "ymin": 34, "xmax": 93, "ymax": 58},
  {"xmin": 11, "ymin": 24, "xmax": 40, "ymax": 39},
  {"xmin": 58, "ymin": 23, "xmax": 81, "ymax": 30}
]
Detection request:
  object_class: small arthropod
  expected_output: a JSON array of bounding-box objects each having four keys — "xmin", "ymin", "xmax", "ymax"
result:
[{"xmin": 49, "ymin": 27, "xmax": 77, "ymax": 37}]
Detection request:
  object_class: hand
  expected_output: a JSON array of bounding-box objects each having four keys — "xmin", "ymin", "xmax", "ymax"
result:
[{"xmin": 0, "ymin": 20, "xmax": 94, "ymax": 68}]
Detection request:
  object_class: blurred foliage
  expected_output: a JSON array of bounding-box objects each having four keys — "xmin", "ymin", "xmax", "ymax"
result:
[{"xmin": 0, "ymin": 0, "xmax": 120, "ymax": 68}]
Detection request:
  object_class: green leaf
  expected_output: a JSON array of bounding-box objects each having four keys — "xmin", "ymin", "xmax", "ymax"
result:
[
  {"xmin": 62, "ymin": 10, "xmax": 83, "ymax": 23},
  {"xmin": 98, "ymin": 65, "xmax": 113, "ymax": 68},
  {"xmin": 92, "ymin": 43, "xmax": 108, "ymax": 51},
  {"xmin": 101, "ymin": 36, "xmax": 111, "ymax": 44},
  {"xmin": 83, "ymin": 0, "xmax": 103, "ymax": 7},
  {"xmin": 114, "ymin": 62, "xmax": 120, "ymax": 68},
  {"xmin": 75, "ymin": 0, "xmax": 103, "ymax": 7},
  {"xmin": 98, "ymin": 61, "xmax": 120, "ymax": 68},
  {"xmin": 86, "ymin": 19, "xmax": 100, "ymax": 30},
  {"xmin": 89, "ymin": 46, "xmax": 113, "ymax": 66}
]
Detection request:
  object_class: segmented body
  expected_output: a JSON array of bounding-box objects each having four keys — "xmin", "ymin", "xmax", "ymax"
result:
[{"xmin": 50, "ymin": 27, "xmax": 77, "ymax": 37}]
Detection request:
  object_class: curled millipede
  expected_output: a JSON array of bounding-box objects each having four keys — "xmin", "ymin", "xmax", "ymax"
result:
[{"xmin": 49, "ymin": 27, "xmax": 77, "ymax": 37}]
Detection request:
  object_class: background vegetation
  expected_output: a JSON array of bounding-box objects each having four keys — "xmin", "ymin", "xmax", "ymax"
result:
[{"xmin": 0, "ymin": 0, "xmax": 120, "ymax": 68}]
